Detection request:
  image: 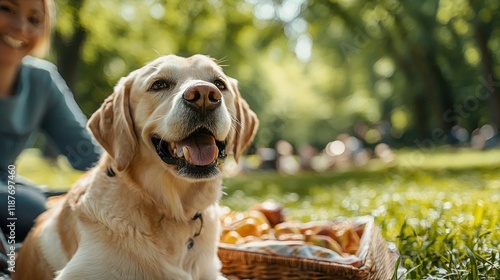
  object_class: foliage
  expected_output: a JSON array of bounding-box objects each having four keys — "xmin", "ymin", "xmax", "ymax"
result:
[
  {"xmin": 50, "ymin": 0, "xmax": 500, "ymax": 149},
  {"xmin": 16, "ymin": 148, "xmax": 500, "ymax": 279}
]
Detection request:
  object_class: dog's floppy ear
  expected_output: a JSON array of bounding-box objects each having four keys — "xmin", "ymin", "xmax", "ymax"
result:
[
  {"xmin": 227, "ymin": 78, "xmax": 259, "ymax": 162},
  {"xmin": 87, "ymin": 75, "xmax": 137, "ymax": 171}
]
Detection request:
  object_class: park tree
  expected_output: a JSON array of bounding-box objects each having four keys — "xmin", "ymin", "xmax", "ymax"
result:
[{"xmin": 50, "ymin": 0, "xmax": 500, "ymax": 149}]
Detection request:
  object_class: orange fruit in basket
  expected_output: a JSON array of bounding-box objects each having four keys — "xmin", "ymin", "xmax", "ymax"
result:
[
  {"xmin": 246, "ymin": 210, "xmax": 271, "ymax": 226},
  {"xmin": 311, "ymin": 226, "xmax": 337, "ymax": 240},
  {"xmin": 300, "ymin": 221, "xmax": 335, "ymax": 234},
  {"xmin": 259, "ymin": 222, "xmax": 271, "ymax": 235},
  {"xmin": 305, "ymin": 234, "xmax": 344, "ymax": 255},
  {"xmin": 274, "ymin": 221, "xmax": 301, "ymax": 237},
  {"xmin": 335, "ymin": 227, "xmax": 360, "ymax": 254},
  {"xmin": 221, "ymin": 230, "xmax": 243, "ymax": 244},
  {"xmin": 234, "ymin": 217, "xmax": 262, "ymax": 237},
  {"xmin": 251, "ymin": 201, "xmax": 285, "ymax": 227}
]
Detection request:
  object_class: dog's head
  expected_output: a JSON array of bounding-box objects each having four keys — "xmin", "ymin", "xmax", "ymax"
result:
[{"xmin": 88, "ymin": 54, "xmax": 258, "ymax": 180}]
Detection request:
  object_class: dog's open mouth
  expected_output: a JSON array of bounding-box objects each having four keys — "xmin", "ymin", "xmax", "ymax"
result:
[{"xmin": 151, "ymin": 128, "xmax": 227, "ymax": 178}]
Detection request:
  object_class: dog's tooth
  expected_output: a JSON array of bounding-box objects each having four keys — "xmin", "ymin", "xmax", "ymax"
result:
[
  {"xmin": 183, "ymin": 147, "xmax": 190, "ymax": 161},
  {"xmin": 215, "ymin": 146, "xmax": 219, "ymax": 157},
  {"xmin": 173, "ymin": 148, "xmax": 177, "ymax": 156}
]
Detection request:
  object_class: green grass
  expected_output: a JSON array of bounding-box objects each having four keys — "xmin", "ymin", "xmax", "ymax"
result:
[
  {"xmin": 16, "ymin": 149, "xmax": 84, "ymax": 189},
  {"xmin": 15, "ymin": 148, "xmax": 500, "ymax": 279}
]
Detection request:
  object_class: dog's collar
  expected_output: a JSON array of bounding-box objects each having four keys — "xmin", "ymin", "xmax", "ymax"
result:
[{"xmin": 187, "ymin": 212, "xmax": 203, "ymax": 250}]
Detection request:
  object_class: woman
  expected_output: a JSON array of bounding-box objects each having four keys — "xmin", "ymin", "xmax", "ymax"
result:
[{"xmin": 0, "ymin": 0, "xmax": 100, "ymax": 243}]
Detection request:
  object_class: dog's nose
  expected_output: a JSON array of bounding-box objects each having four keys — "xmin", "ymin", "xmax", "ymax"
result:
[{"xmin": 183, "ymin": 84, "xmax": 222, "ymax": 111}]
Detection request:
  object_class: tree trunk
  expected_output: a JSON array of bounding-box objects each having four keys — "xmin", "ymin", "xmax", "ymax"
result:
[
  {"xmin": 51, "ymin": 0, "xmax": 87, "ymax": 92},
  {"xmin": 53, "ymin": 27, "xmax": 87, "ymax": 91},
  {"xmin": 391, "ymin": 13, "xmax": 456, "ymax": 141},
  {"xmin": 474, "ymin": 23, "xmax": 500, "ymax": 130}
]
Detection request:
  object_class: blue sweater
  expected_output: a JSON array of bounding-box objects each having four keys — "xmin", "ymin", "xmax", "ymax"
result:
[{"xmin": 0, "ymin": 57, "xmax": 101, "ymax": 183}]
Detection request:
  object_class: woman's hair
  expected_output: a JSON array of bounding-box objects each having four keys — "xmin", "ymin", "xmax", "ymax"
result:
[{"xmin": 31, "ymin": 0, "xmax": 56, "ymax": 58}]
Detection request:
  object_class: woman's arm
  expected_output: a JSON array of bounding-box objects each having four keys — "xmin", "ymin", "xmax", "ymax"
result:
[{"xmin": 39, "ymin": 62, "xmax": 101, "ymax": 171}]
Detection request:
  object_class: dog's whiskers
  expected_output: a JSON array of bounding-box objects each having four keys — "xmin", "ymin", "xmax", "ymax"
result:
[
  {"xmin": 215, "ymin": 56, "xmax": 228, "ymax": 68},
  {"xmin": 151, "ymin": 48, "xmax": 161, "ymax": 57},
  {"xmin": 230, "ymin": 114, "xmax": 243, "ymax": 130}
]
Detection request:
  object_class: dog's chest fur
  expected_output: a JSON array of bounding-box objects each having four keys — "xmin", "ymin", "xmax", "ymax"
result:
[{"xmin": 50, "ymin": 167, "xmax": 221, "ymax": 278}]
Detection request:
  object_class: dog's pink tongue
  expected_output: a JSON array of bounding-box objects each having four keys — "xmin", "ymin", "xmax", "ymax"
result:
[{"xmin": 178, "ymin": 134, "xmax": 218, "ymax": 166}]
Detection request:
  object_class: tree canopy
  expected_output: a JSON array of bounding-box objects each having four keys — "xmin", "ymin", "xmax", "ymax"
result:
[{"xmin": 51, "ymin": 0, "xmax": 500, "ymax": 149}]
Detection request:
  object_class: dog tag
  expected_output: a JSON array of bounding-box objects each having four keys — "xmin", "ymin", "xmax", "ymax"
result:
[{"xmin": 187, "ymin": 238, "xmax": 194, "ymax": 250}]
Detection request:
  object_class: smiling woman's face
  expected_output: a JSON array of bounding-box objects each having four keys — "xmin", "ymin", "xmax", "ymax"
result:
[{"xmin": 0, "ymin": 0, "xmax": 45, "ymax": 66}]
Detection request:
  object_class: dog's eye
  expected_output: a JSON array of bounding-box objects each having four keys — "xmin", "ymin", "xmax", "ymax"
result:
[
  {"xmin": 149, "ymin": 80, "xmax": 171, "ymax": 92},
  {"xmin": 213, "ymin": 79, "xmax": 227, "ymax": 90}
]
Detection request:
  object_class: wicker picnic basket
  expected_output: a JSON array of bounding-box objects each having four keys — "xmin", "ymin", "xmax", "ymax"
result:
[{"xmin": 218, "ymin": 217, "xmax": 397, "ymax": 280}]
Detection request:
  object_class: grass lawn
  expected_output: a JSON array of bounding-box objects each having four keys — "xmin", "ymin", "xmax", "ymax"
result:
[{"xmin": 16, "ymin": 147, "xmax": 500, "ymax": 279}]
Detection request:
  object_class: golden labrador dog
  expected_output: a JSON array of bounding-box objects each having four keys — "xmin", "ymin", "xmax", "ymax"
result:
[{"xmin": 13, "ymin": 54, "xmax": 258, "ymax": 280}]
